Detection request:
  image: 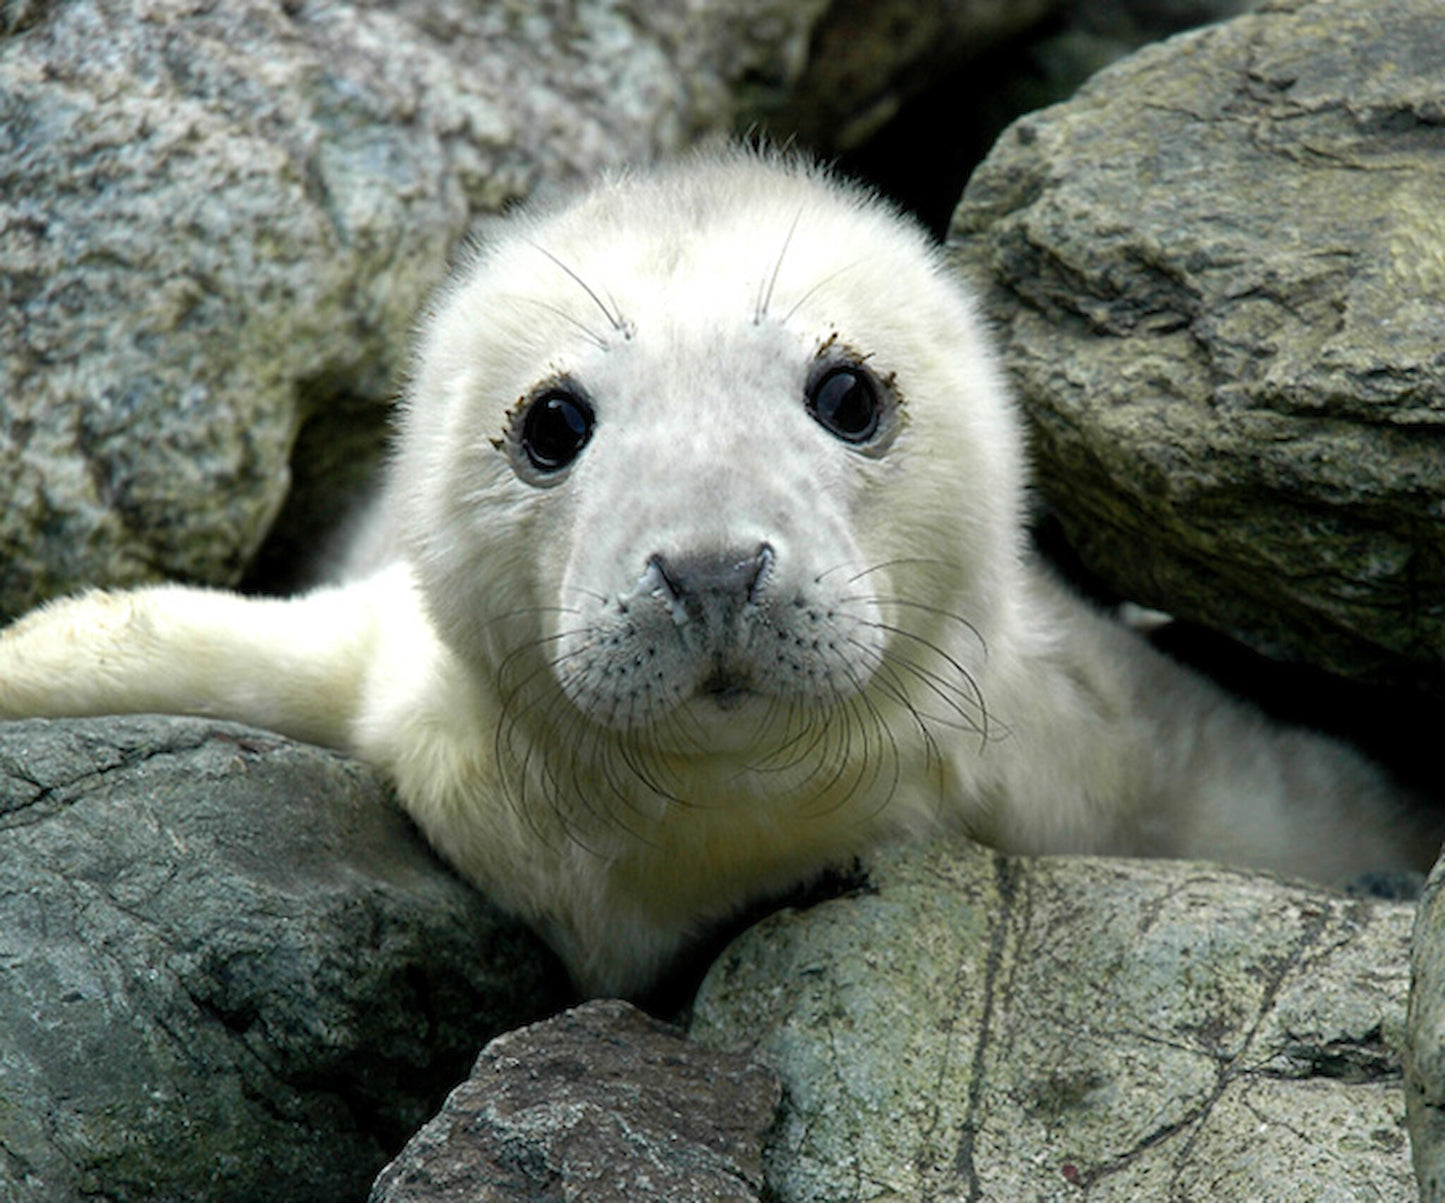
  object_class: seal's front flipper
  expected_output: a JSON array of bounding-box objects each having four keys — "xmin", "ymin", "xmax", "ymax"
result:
[{"xmin": 0, "ymin": 564, "xmax": 415, "ymax": 751}]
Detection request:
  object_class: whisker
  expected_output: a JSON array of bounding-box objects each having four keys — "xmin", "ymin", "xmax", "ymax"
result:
[
  {"xmin": 588, "ymin": 736, "xmax": 660, "ymax": 846},
  {"xmin": 867, "ymin": 626, "xmax": 993, "ymax": 741},
  {"xmin": 552, "ymin": 715, "xmax": 630, "ymax": 852},
  {"xmin": 867, "ymin": 643, "xmax": 989, "ymax": 747},
  {"xmin": 755, "ymin": 204, "xmax": 804, "ymax": 324},
  {"xmin": 614, "ymin": 730, "xmax": 690, "ymax": 809},
  {"xmin": 745, "ymin": 700, "xmax": 830, "ymax": 776},
  {"xmin": 781, "ymin": 258, "xmax": 872, "ymax": 325},
  {"xmin": 522, "ymin": 237, "xmax": 633, "ymax": 338},
  {"xmin": 841, "ymin": 557, "xmax": 955, "ymax": 583},
  {"xmin": 792, "ymin": 693, "xmax": 871, "ymax": 819},
  {"xmin": 510, "ymin": 293, "xmax": 610, "ymax": 351},
  {"xmin": 849, "ymin": 685, "xmax": 905, "ymax": 825},
  {"xmin": 846, "ymin": 594, "xmax": 989, "ymax": 657}
]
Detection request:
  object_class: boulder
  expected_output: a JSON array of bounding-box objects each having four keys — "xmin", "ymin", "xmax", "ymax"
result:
[
  {"xmin": 0, "ymin": 0, "xmax": 825, "ymax": 613},
  {"xmin": 948, "ymin": 0, "xmax": 1445, "ymax": 694},
  {"xmin": 371, "ymin": 1000, "xmax": 780, "ymax": 1202},
  {"xmin": 0, "ymin": 715, "xmax": 571, "ymax": 1202},
  {"xmin": 1408, "ymin": 856, "xmax": 1445, "ymax": 1198},
  {"xmin": 692, "ymin": 838, "xmax": 1416, "ymax": 1199}
]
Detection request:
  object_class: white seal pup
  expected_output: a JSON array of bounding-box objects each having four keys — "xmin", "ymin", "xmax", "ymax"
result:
[{"xmin": 0, "ymin": 149, "xmax": 1433, "ymax": 995}]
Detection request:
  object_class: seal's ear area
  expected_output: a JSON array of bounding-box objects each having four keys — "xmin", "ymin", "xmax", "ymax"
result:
[{"xmin": 0, "ymin": 567, "xmax": 420, "ymax": 752}]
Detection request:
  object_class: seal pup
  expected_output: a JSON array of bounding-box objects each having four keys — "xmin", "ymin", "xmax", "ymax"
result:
[{"xmin": 0, "ymin": 149, "xmax": 1432, "ymax": 996}]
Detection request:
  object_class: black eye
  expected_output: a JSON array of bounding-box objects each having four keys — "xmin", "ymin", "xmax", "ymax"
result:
[
  {"xmin": 806, "ymin": 364, "xmax": 881, "ymax": 443},
  {"xmin": 521, "ymin": 387, "xmax": 594, "ymax": 471}
]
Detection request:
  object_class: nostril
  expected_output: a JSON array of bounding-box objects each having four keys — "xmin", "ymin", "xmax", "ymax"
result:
[
  {"xmin": 647, "ymin": 552, "xmax": 683, "ymax": 601},
  {"xmin": 747, "ymin": 542, "xmax": 774, "ymax": 603}
]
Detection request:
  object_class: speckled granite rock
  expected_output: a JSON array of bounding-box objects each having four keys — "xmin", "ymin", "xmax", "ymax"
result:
[
  {"xmin": 371, "ymin": 1000, "xmax": 779, "ymax": 1202},
  {"xmin": 0, "ymin": 0, "xmax": 824, "ymax": 613}
]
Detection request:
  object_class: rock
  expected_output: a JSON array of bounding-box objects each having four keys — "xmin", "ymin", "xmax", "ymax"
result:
[
  {"xmin": 692, "ymin": 838, "xmax": 1416, "ymax": 1200},
  {"xmin": 0, "ymin": 0, "xmax": 824, "ymax": 615},
  {"xmin": 1408, "ymin": 856, "xmax": 1445, "ymax": 1198},
  {"xmin": 948, "ymin": 0, "xmax": 1445, "ymax": 694},
  {"xmin": 0, "ymin": 715, "xmax": 571, "ymax": 1203},
  {"xmin": 370, "ymin": 999, "xmax": 780, "ymax": 1203}
]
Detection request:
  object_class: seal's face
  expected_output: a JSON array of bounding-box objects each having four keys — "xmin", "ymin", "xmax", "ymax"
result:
[
  {"xmin": 400, "ymin": 153, "xmax": 1025, "ymax": 783},
  {"xmin": 516, "ymin": 317, "xmax": 896, "ymax": 745}
]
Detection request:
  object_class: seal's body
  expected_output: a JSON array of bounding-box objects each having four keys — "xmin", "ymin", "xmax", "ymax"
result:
[{"xmin": 0, "ymin": 151, "xmax": 1429, "ymax": 994}]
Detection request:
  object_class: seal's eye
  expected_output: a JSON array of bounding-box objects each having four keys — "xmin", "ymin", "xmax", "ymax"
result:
[
  {"xmin": 521, "ymin": 387, "xmax": 594, "ymax": 471},
  {"xmin": 806, "ymin": 364, "xmax": 881, "ymax": 444}
]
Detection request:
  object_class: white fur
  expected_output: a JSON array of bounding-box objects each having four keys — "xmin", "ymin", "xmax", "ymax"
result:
[{"xmin": 0, "ymin": 150, "xmax": 1432, "ymax": 995}]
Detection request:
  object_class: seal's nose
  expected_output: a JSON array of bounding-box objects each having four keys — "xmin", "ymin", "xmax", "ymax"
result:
[{"xmin": 647, "ymin": 543, "xmax": 774, "ymax": 627}]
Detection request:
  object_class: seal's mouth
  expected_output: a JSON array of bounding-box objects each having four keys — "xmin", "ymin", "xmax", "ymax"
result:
[{"xmin": 696, "ymin": 664, "xmax": 754, "ymax": 710}]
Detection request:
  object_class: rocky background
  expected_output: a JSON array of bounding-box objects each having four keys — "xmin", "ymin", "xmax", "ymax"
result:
[{"xmin": 2, "ymin": 0, "xmax": 1442, "ymax": 1199}]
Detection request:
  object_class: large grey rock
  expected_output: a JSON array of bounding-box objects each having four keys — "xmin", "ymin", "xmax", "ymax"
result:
[
  {"xmin": 948, "ymin": 0, "xmax": 1445, "ymax": 693},
  {"xmin": 1408, "ymin": 856, "xmax": 1445, "ymax": 1198},
  {"xmin": 371, "ymin": 999, "xmax": 780, "ymax": 1203},
  {"xmin": 0, "ymin": 0, "xmax": 825, "ymax": 615},
  {"xmin": 692, "ymin": 838, "xmax": 1416, "ymax": 1200},
  {"xmin": 0, "ymin": 715, "xmax": 571, "ymax": 1202}
]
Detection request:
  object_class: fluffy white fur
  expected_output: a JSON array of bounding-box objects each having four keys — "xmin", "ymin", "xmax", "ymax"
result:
[{"xmin": 0, "ymin": 150, "xmax": 1431, "ymax": 995}]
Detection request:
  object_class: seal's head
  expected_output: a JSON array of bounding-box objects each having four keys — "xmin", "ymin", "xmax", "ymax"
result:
[{"xmin": 397, "ymin": 149, "xmax": 1027, "ymax": 824}]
